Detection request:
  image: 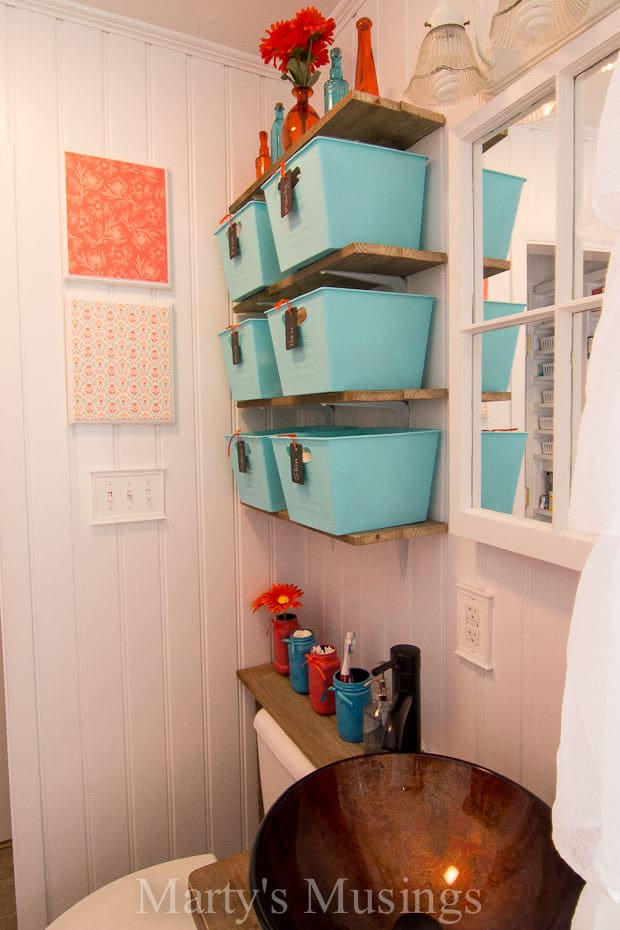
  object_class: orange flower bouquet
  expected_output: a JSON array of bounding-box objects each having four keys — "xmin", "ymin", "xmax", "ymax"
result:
[
  {"xmin": 252, "ymin": 583, "xmax": 304, "ymax": 675},
  {"xmin": 259, "ymin": 6, "xmax": 336, "ymax": 89}
]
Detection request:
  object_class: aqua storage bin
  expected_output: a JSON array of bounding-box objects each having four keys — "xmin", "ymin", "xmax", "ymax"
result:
[
  {"xmin": 218, "ymin": 318, "xmax": 282, "ymax": 401},
  {"xmin": 482, "ymin": 169, "xmax": 526, "ymax": 260},
  {"xmin": 481, "ymin": 431, "xmax": 528, "ymax": 514},
  {"xmin": 270, "ymin": 427, "xmax": 440, "ymax": 535},
  {"xmin": 226, "ymin": 427, "xmax": 362, "ymax": 513},
  {"xmin": 266, "ymin": 287, "xmax": 434, "ymax": 395},
  {"xmin": 214, "ymin": 201, "xmax": 281, "ymax": 302},
  {"xmin": 482, "ymin": 300, "xmax": 525, "ymax": 393},
  {"xmin": 261, "ymin": 137, "xmax": 428, "ymax": 274}
]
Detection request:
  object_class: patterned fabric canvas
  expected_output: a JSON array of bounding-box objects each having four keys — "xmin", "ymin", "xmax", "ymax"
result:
[
  {"xmin": 67, "ymin": 300, "xmax": 174, "ymax": 423},
  {"xmin": 64, "ymin": 152, "xmax": 170, "ymax": 285}
]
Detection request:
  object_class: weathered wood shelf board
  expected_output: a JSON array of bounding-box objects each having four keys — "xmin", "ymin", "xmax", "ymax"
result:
[
  {"xmin": 189, "ymin": 851, "xmax": 256, "ymax": 930},
  {"xmin": 483, "ymin": 257, "xmax": 511, "ymax": 278},
  {"xmin": 482, "ymin": 392, "xmax": 511, "ymax": 402},
  {"xmin": 237, "ymin": 663, "xmax": 364, "ymax": 768},
  {"xmin": 237, "ymin": 387, "xmax": 448, "ymax": 408},
  {"xmin": 233, "ymin": 243, "xmax": 448, "ymax": 314},
  {"xmin": 242, "ymin": 503, "xmax": 448, "ymax": 547},
  {"xmin": 229, "ymin": 90, "xmax": 445, "ymax": 214}
]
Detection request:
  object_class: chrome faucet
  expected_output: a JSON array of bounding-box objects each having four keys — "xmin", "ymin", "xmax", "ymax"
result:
[{"xmin": 372, "ymin": 644, "xmax": 421, "ymax": 753}]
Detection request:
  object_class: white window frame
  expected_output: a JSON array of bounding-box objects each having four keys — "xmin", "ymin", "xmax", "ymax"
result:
[{"xmin": 448, "ymin": 10, "xmax": 620, "ymax": 572}]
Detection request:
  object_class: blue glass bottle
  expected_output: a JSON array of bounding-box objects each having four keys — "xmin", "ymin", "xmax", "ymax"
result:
[
  {"xmin": 324, "ymin": 48, "xmax": 349, "ymax": 113},
  {"xmin": 270, "ymin": 102, "xmax": 284, "ymax": 165}
]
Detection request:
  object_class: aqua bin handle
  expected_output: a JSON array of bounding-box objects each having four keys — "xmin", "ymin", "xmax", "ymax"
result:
[{"xmin": 325, "ymin": 685, "xmax": 354, "ymax": 707}]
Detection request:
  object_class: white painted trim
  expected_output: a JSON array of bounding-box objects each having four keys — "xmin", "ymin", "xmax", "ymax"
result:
[{"xmin": 449, "ymin": 14, "xmax": 618, "ymax": 571}]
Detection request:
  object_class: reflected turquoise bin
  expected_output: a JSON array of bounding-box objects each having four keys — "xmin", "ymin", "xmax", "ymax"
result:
[
  {"xmin": 329, "ymin": 668, "xmax": 372, "ymax": 743},
  {"xmin": 262, "ymin": 137, "xmax": 428, "ymax": 274},
  {"xmin": 483, "ymin": 300, "xmax": 525, "ymax": 393},
  {"xmin": 266, "ymin": 287, "xmax": 434, "ymax": 394},
  {"xmin": 482, "ymin": 169, "xmax": 526, "ymax": 260},
  {"xmin": 218, "ymin": 318, "xmax": 282, "ymax": 401},
  {"xmin": 226, "ymin": 427, "xmax": 363, "ymax": 513},
  {"xmin": 270, "ymin": 427, "xmax": 440, "ymax": 535},
  {"xmin": 214, "ymin": 201, "xmax": 281, "ymax": 301},
  {"xmin": 481, "ymin": 431, "xmax": 528, "ymax": 514}
]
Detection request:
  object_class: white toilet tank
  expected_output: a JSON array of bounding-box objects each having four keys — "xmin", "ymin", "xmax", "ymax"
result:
[{"xmin": 253, "ymin": 708, "xmax": 316, "ymax": 812}]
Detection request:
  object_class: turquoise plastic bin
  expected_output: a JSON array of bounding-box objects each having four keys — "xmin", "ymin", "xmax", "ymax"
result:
[
  {"xmin": 482, "ymin": 169, "xmax": 526, "ymax": 260},
  {"xmin": 266, "ymin": 287, "xmax": 434, "ymax": 395},
  {"xmin": 482, "ymin": 300, "xmax": 525, "ymax": 393},
  {"xmin": 226, "ymin": 427, "xmax": 362, "ymax": 512},
  {"xmin": 214, "ymin": 201, "xmax": 281, "ymax": 301},
  {"xmin": 481, "ymin": 431, "xmax": 528, "ymax": 514},
  {"xmin": 262, "ymin": 137, "xmax": 428, "ymax": 274},
  {"xmin": 270, "ymin": 427, "xmax": 440, "ymax": 535},
  {"xmin": 218, "ymin": 318, "xmax": 282, "ymax": 401}
]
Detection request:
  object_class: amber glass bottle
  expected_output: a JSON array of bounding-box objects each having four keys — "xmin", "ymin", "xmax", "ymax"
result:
[
  {"xmin": 354, "ymin": 17, "xmax": 379, "ymax": 96},
  {"xmin": 255, "ymin": 130, "xmax": 270, "ymax": 178}
]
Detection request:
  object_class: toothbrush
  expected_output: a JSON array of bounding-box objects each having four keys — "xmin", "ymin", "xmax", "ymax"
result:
[{"xmin": 340, "ymin": 631, "xmax": 356, "ymax": 683}]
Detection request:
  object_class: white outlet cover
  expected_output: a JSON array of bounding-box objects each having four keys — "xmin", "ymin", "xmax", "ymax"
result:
[{"xmin": 454, "ymin": 582, "xmax": 494, "ymax": 670}]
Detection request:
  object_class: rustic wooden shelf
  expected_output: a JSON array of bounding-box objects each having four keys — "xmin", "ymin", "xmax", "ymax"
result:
[
  {"xmin": 229, "ymin": 90, "xmax": 445, "ymax": 214},
  {"xmin": 232, "ymin": 242, "xmax": 448, "ymax": 314},
  {"xmin": 242, "ymin": 503, "xmax": 448, "ymax": 547},
  {"xmin": 237, "ymin": 387, "xmax": 448, "ymax": 408},
  {"xmin": 238, "ymin": 662, "xmax": 363, "ymax": 768},
  {"xmin": 483, "ymin": 257, "xmax": 511, "ymax": 278},
  {"xmin": 482, "ymin": 391, "xmax": 511, "ymax": 402}
]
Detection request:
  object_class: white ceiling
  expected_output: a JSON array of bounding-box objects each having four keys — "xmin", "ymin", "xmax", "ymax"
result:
[{"xmin": 69, "ymin": 0, "xmax": 340, "ymax": 56}]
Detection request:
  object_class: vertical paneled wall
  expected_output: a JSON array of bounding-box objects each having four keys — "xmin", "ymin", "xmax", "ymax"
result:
[{"xmin": 0, "ymin": 2, "xmax": 282, "ymax": 925}]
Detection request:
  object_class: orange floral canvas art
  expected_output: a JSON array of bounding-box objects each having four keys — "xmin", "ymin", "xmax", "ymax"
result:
[{"xmin": 64, "ymin": 152, "xmax": 170, "ymax": 285}]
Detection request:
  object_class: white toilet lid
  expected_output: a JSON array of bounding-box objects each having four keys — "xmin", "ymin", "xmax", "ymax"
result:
[{"xmin": 46, "ymin": 854, "xmax": 217, "ymax": 928}]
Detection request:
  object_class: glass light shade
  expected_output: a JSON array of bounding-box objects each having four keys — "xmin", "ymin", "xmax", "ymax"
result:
[
  {"xmin": 490, "ymin": 0, "xmax": 592, "ymax": 47},
  {"xmin": 404, "ymin": 23, "xmax": 486, "ymax": 106}
]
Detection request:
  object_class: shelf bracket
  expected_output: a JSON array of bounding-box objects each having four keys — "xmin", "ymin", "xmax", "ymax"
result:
[
  {"xmin": 397, "ymin": 538, "xmax": 410, "ymax": 581},
  {"xmin": 319, "ymin": 270, "xmax": 408, "ymax": 292}
]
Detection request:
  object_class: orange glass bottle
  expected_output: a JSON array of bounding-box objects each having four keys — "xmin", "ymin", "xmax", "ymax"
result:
[
  {"xmin": 355, "ymin": 17, "xmax": 379, "ymax": 96},
  {"xmin": 255, "ymin": 130, "xmax": 270, "ymax": 179}
]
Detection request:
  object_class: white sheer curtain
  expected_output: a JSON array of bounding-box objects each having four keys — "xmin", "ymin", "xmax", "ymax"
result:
[{"xmin": 553, "ymin": 60, "xmax": 620, "ymax": 929}]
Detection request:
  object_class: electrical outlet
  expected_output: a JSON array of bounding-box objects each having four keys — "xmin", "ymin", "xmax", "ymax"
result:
[{"xmin": 455, "ymin": 583, "xmax": 493, "ymax": 670}]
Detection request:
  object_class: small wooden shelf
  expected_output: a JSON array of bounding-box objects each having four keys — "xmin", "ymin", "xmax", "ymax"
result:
[
  {"xmin": 237, "ymin": 662, "xmax": 363, "ymax": 768},
  {"xmin": 483, "ymin": 257, "xmax": 511, "ymax": 278},
  {"xmin": 237, "ymin": 387, "xmax": 448, "ymax": 408},
  {"xmin": 233, "ymin": 242, "xmax": 448, "ymax": 314},
  {"xmin": 229, "ymin": 91, "xmax": 445, "ymax": 214},
  {"xmin": 242, "ymin": 503, "xmax": 448, "ymax": 547},
  {"xmin": 482, "ymin": 392, "xmax": 511, "ymax": 402}
]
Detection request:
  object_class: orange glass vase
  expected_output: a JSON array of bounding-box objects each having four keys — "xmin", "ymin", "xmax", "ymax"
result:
[
  {"xmin": 355, "ymin": 17, "xmax": 379, "ymax": 96},
  {"xmin": 282, "ymin": 86, "xmax": 319, "ymax": 151}
]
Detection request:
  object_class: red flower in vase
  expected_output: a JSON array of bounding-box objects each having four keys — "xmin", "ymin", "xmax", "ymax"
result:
[
  {"xmin": 259, "ymin": 6, "xmax": 336, "ymax": 88},
  {"xmin": 251, "ymin": 583, "xmax": 304, "ymax": 616}
]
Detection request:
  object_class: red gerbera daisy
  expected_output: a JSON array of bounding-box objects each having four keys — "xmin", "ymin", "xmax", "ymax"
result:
[
  {"xmin": 259, "ymin": 7, "xmax": 336, "ymax": 88},
  {"xmin": 251, "ymin": 583, "xmax": 304, "ymax": 616}
]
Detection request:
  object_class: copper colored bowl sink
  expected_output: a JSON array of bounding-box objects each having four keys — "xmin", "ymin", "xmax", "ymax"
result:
[{"xmin": 250, "ymin": 753, "xmax": 583, "ymax": 930}]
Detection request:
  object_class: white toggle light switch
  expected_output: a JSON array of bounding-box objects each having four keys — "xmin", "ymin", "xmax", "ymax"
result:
[{"xmin": 91, "ymin": 469, "xmax": 165, "ymax": 525}]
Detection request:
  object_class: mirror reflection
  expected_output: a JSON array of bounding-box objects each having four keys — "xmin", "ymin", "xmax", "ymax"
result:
[{"xmin": 474, "ymin": 52, "xmax": 616, "ymax": 519}]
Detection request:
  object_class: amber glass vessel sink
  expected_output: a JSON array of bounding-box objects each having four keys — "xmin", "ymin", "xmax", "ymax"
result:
[{"xmin": 250, "ymin": 753, "xmax": 583, "ymax": 930}]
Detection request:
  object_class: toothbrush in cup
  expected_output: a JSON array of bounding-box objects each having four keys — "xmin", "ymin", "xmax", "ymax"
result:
[{"xmin": 340, "ymin": 631, "xmax": 356, "ymax": 683}]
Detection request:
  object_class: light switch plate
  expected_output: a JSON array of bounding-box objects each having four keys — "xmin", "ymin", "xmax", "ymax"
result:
[{"xmin": 91, "ymin": 469, "xmax": 165, "ymax": 525}]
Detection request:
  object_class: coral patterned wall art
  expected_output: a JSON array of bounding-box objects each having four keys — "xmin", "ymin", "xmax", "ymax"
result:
[
  {"xmin": 64, "ymin": 152, "xmax": 170, "ymax": 286},
  {"xmin": 67, "ymin": 300, "xmax": 174, "ymax": 423}
]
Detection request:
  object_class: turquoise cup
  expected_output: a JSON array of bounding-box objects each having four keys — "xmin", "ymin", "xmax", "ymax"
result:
[
  {"xmin": 329, "ymin": 668, "xmax": 372, "ymax": 743},
  {"xmin": 284, "ymin": 630, "xmax": 317, "ymax": 694}
]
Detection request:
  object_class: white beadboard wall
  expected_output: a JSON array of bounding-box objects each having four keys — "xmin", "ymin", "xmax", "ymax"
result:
[{"xmin": 0, "ymin": 0, "xmax": 587, "ymax": 928}]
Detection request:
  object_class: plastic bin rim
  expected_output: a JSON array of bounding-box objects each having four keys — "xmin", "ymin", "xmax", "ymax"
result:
[
  {"xmin": 481, "ymin": 430, "xmax": 528, "ymax": 437},
  {"xmin": 213, "ymin": 199, "xmax": 268, "ymax": 235},
  {"xmin": 264, "ymin": 286, "xmax": 436, "ymax": 310},
  {"xmin": 217, "ymin": 317, "xmax": 269, "ymax": 336},
  {"xmin": 482, "ymin": 167, "xmax": 527, "ymax": 184},
  {"xmin": 483, "ymin": 299, "xmax": 527, "ymax": 310},
  {"xmin": 260, "ymin": 135, "xmax": 428, "ymax": 185},
  {"xmin": 271, "ymin": 428, "xmax": 441, "ymax": 441}
]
